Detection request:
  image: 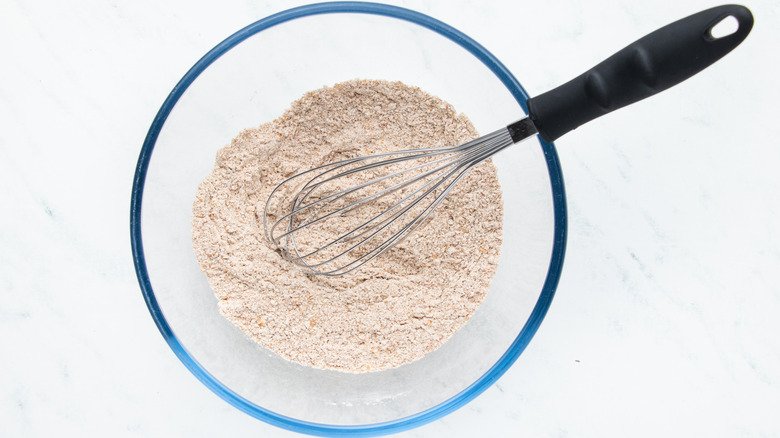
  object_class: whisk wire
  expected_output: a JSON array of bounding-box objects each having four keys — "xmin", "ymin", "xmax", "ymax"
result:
[
  {"xmin": 264, "ymin": 127, "xmax": 515, "ymax": 276},
  {"xmin": 267, "ymin": 147, "xmax": 458, "ymax": 244},
  {"xmin": 276, "ymin": 147, "xmax": 468, "ymax": 240},
  {"xmin": 286, "ymin": 129, "xmax": 508, "ymax": 251},
  {"xmin": 278, "ymin": 132, "xmax": 507, "ymax": 245},
  {"xmin": 287, "ymin": 155, "xmax": 473, "ymax": 271}
]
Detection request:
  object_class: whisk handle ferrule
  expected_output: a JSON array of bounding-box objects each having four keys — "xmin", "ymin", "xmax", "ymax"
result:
[{"xmin": 507, "ymin": 118, "xmax": 538, "ymax": 143}]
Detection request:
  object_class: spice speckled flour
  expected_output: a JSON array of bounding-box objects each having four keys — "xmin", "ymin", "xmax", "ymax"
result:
[{"xmin": 192, "ymin": 79, "xmax": 503, "ymax": 372}]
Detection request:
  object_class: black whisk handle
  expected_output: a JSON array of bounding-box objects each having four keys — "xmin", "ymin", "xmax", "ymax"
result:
[{"xmin": 526, "ymin": 4, "xmax": 753, "ymax": 143}]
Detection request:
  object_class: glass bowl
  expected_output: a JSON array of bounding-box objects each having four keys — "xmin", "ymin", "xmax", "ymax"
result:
[{"xmin": 131, "ymin": 2, "xmax": 566, "ymax": 436}]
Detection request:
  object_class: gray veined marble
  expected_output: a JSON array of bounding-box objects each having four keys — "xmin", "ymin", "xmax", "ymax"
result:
[{"xmin": 1, "ymin": 0, "xmax": 778, "ymax": 437}]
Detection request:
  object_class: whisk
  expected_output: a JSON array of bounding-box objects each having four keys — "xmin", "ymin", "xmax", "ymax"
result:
[{"xmin": 264, "ymin": 4, "xmax": 752, "ymax": 276}]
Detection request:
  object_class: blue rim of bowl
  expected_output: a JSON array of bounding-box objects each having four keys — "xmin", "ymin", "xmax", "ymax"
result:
[{"xmin": 130, "ymin": 2, "xmax": 567, "ymax": 436}]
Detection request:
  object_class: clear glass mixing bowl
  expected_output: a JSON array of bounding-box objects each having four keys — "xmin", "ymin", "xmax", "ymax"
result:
[{"xmin": 131, "ymin": 2, "xmax": 566, "ymax": 436}]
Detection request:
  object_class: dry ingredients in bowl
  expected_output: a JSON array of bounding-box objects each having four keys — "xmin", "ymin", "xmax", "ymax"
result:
[{"xmin": 192, "ymin": 79, "xmax": 503, "ymax": 372}]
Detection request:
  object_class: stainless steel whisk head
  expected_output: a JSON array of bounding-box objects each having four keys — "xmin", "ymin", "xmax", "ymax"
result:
[{"xmin": 263, "ymin": 125, "xmax": 524, "ymax": 276}]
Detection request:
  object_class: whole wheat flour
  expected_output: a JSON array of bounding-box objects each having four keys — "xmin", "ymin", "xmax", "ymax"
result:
[{"xmin": 192, "ymin": 79, "xmax": 503, "ymax": 373}]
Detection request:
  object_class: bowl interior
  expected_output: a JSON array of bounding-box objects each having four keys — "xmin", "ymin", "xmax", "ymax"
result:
[{"xmin": 138, "ymin": 8, "xmax": 556, "ymax": 427}]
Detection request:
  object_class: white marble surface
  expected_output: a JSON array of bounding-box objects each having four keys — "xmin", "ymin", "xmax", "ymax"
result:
[{"xmin": 2, "ymin": 0, "xmax": 779, "ymax": 436}]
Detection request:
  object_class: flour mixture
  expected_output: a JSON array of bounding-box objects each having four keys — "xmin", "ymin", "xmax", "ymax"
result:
[{"xmin": 192, "ymin": 79, "xmax": 503, "ymax": 372}]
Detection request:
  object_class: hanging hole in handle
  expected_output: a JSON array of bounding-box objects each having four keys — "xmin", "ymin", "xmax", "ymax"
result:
[{"xmin": 708, "ymin": 15, "xmax": 739, "ymax": 39}]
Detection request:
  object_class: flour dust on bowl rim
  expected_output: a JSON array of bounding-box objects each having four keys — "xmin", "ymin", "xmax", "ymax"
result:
[{"xmin": 130, "ymin": 2, "xmax": 566, "ymax": 436}]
